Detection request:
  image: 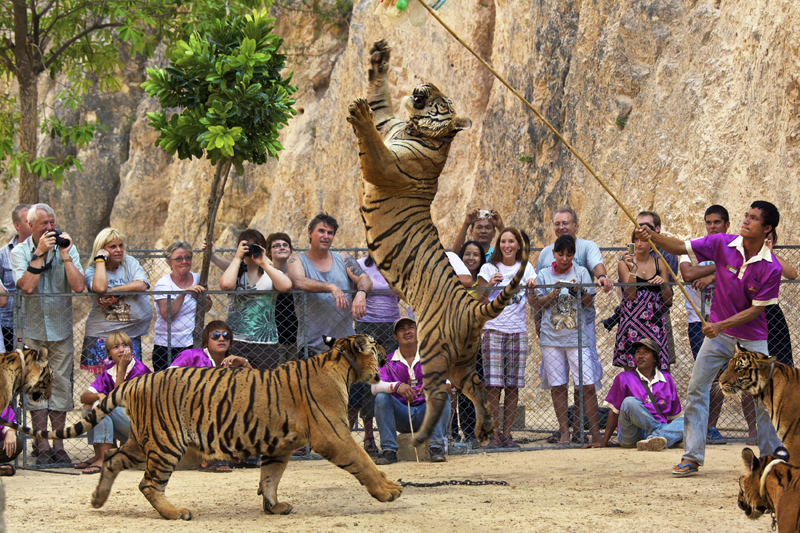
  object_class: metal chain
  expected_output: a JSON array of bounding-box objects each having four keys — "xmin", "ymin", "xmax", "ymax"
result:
[{"xmin": 398, "ymin": 479, "xmax": 509, "ymax": 487}]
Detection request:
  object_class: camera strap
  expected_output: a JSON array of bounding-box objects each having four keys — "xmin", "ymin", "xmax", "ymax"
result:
[
  {"xmin": 638, "ymin": 375, "xmax": 664, "ymax": 419},
  {"xmin": 27, "ymin": 251, "xmax": 55, "ymax": 274}
]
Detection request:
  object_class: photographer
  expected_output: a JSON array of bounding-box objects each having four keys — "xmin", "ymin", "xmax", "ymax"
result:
[
  {"xmin": 451, "ymin": 207, "xmax": 504, "ymax": 261},
  {"xmin": 215, "ymin": 229, "xmax": 291, "ymax": 370},
  {"xmin": 10, "ymin": 203, "xmax": 85, "ymax": 465}
]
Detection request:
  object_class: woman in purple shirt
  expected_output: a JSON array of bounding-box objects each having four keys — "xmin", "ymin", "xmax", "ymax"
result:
[{"xmin": 76, "ymin": 331, "xmax": 151, "ymax": 474}]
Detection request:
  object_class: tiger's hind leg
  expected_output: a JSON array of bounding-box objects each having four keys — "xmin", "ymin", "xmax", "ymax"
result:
[
  {"xmin": 413, "ymin": 378, "xmax": 451, "ymax": 446},
  {"xmin": 257, "ymin": 453, "xmax": 293, "ymax": 515},
  {"xmin": 92, "ymin": 438, "xmax": 146, "ymax": 509},
  {"xmin": 311, "ymin": 431, "xmax": 402, "ymax": 503},
  {"xmin": 138, "ymin": 449, "xmax": 191, "ymax": 520},
  {"xmin": 452, "ymin": 368, "xmax": 493, "ymax": 442}
]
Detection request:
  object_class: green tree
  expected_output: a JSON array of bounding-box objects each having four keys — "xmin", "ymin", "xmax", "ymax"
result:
[
  {"xmin": 141, "ymin": 8, "xmax": 296, "ymax": 340},
  {"xmin": 0, "ymin": 0, "xmax": 263, "ymax": 203}
]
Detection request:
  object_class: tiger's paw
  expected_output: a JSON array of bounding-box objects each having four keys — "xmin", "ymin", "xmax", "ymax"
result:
[
  {"xmin": 368, "ymin": 40, "xmax": 391, "ymax": 81},
  {"xmin": 346, "ymin": 98, "xmax": 373, "ymax": 131},
  {"xmin": 368, "ymin": 471, "xmax": 403, "ymax": 502},
  {"xmin": 263, "ymin": 499, "xmax": 293, "ymax": 515}
]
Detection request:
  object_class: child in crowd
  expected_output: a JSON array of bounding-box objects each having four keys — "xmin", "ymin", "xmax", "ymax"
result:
[
  {"xmin": 586, "ymin": 338, "xmax": 683, "ymax": 452},
  {"xmin": 76, "ymin": 331, "xmax": 151, "ymax": 474}
]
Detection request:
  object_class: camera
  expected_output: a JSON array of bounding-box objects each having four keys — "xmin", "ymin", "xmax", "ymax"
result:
[
  {"xmin": 478, "ymin": 209, "xmax": 491, "ymax": 219},
  {"xmin": 627, "ymin": 243, "xmax": 635, "ymax": 255},
  {"xmin": 51, "ymin": 229, "xmax": 71, "ymax": 249},
  {"xmin": 244, "ymin": 243, "xmax": 263, "ymax": 259}
]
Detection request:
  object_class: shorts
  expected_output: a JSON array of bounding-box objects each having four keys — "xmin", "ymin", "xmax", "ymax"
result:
[
  {"xmin": 539, "ymin": 346, "xmax": 599, "ymax": 388},
  {"xmin": 481, "ymin": 330, "xmax": 527, "ymax": 388}
]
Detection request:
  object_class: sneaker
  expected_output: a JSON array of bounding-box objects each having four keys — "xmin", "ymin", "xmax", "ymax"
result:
[
  {"xmin": 429, "ymin": 447, "xmax": 447, "ymax": 463},
  {"xmin": 707, "ymin": 427, "xmax": 727, "ymax": 444},
  {"xmin": 375, "ymin": 450, "xmax": 398, "ymax": 465},
  {"xmin": 636, "ymin": 436, "xmax": 667, "ymax": 452},
  {"xmin": 465, "ymin": 436, "xmax": 480, "ymax": 449}
]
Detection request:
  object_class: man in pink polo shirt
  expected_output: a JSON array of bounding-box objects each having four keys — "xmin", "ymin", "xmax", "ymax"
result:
[
  {"xmin": 636, "ymin": 201, "xmax": 783, "ymax": 476},
  {"xmin": 371, "ymin": 316, "xmax": 451, "ymax": 465}
]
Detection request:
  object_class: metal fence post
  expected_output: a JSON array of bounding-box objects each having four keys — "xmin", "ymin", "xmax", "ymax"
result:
[
  {"xmin": 13, "ymin": 291, "xmax": 25, "ymax": 466},
  {"xmin": 577, "ymin": 285, "xmax": 585, "ymax": 446},
  {"xmin": 166, "ymin": 294, "xmax": 172, "ymax": 363}
]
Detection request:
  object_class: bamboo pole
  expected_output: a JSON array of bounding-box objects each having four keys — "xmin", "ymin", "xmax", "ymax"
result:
[{"xmin": 416, "ymin": 0, "xmax": 706, "ymax": 325}]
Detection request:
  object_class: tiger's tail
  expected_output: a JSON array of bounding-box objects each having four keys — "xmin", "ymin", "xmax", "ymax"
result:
[
  {"xmin": 476, "ymin": 230, "xmax": 531, "ymax": 322},
  {"xmin": 0, "ymin": 385, "xmax": 127, "ymax": 440}
]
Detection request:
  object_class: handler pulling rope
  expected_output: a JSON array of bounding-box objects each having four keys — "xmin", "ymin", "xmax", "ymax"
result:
[{"xmin": 412, "ymin": 0, "xmax": 706, "ymax": 326}]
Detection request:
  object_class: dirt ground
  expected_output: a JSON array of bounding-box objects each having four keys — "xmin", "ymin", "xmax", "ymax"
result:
[{"xmin": 2, "ymin": 444, "xmax": 772, "ymax": 533}]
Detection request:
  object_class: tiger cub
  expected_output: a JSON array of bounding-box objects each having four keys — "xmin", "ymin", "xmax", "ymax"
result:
[
  {"xmin": 719, "ymin": 346, "xmax": 800, "ymax": 465},
  {"xmin": 0, "ymin": 335, "xmax": 400, "ymax": 520},
  {"xmin": 347, "ymin": 39, "xmax": 529, "ymax": 446},
  {"xmin": 738, "ymin": 446, "xmax": 800, "ymax": 532}
]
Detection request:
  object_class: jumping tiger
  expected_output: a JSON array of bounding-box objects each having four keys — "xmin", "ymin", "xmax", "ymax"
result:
[
  {"xmin": 0, "ymin": 335, "xmax": 401, "ymax": 520},
  {"xmin": 347, "ymin": 40, "xmax": 530, "ymax": 445}
]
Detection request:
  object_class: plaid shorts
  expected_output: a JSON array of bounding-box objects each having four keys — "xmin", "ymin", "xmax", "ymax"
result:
[{"xmin": 481, "ymin": 330, "xmax": 528, "ymax": 388}]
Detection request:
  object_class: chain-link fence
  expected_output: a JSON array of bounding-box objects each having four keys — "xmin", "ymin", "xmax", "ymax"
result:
[{"xmin": 7, "ymin": 246, "xmax": 799, "ymax": 467}]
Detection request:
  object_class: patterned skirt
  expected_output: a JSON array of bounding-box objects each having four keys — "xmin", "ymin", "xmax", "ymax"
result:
[{"xmin": 613, "ymin": 289, "xmax": 669, "ymax": 370}]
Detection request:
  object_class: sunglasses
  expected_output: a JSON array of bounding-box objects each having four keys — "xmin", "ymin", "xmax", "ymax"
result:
[
  {"xmin": 271, "ymin": 242, "xmax": 290, "ymax": 249},
  {"xmin": 210, "ymin": 331, "xmax": 230, "ymax": 340},
  {"xmin": 171, "ymin": 255, "xmax": 192, "ymax": 263}
]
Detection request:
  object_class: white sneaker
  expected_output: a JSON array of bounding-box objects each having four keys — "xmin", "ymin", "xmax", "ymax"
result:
[{"xmin": 636, "ymin": 437, "xmax": 667, "ymax": 452}]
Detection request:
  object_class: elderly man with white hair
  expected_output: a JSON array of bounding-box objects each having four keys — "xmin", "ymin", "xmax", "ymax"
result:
[{"xmin": 10, "ymin": 203, "xmax": 85, "ymax": 465}]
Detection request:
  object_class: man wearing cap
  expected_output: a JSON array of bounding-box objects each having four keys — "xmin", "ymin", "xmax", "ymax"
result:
[
  {"xmin": 587, "ymin": 338, "xmax": 683, "ymax": 452},
  {"xmin": 372, "ymin": 316, "xmax": 452, "ymax": 465}
]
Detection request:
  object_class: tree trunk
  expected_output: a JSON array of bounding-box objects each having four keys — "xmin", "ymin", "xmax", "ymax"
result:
[
  {"xmin": 193, "ymin": 159, "xmax": 233, "ymax": 345},
  {"xmin": 12, "ymin": 0, "xmax": 40, "ymax": 205}
]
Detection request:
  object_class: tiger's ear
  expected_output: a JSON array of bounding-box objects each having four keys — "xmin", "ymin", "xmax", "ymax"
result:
[
  {"xmin": 36, "ymin": 346, "xmax": 49, "ymax": 364},
  {"xmin": 452, "ymin": 117, "xmax": 471, "ymax": 132},
  {"xmin": 754, "ymin": 355, "xmax": 777, "ymax": 369},
  {"xmin": 742, "ymin": 448, "xmax": 759, "ymax": 472},
  {"xmin": 323, "ymin": 336, "xmax": 337, "ymax": 348},
  {"xmin": 774, "ymin": 447, "xmax": 791, "ymax": 463}
]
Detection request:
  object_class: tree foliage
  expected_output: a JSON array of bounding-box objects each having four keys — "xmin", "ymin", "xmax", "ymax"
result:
[
  {"xmin": 0, "ymin": 0, "xmax": 267, "ymax": 201},
  {"xmin": 141, "ymin": 8, "xmax": 296, "ymax": 173}
]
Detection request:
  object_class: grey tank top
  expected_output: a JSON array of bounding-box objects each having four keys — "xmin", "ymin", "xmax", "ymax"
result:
[{"xmin": 296, "ymin": 252, "xmax": 355, "ymax": 355}]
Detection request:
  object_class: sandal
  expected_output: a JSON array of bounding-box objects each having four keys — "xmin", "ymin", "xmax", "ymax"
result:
[
  {"xmin": 501, "ymin": 436, "xmax": 521, "ymax": 449},
  {"xmin": 546, "ymin": 431, "xmax": 561, "ymax": 444},
  {"xmin": 81, "ymin": 465, "xmax": 102, "ymax": 475},
  {"xmin": 673, "ymin": 462, "xmax": 699, "ymax": 476},
  {"xmin": 486, "ymin": 436, "xmax": 503, "ymax": 449},
  {"xmin": 199, "ymin": 461, "xmax": 233, "ymax": 473},
  {"xmin": 746, "ymin": 438, "xmax": 758, "ymax": 446},
  {"xmin": 363, "ymin": 437, "xmax": 379, "ymax": 455},
  {"xmin": 0, "ymin": 464, "xmax": 15, "ymax": 477},
  {"xmin": 74, "ymin": 460, "xmax": 94, "ymax": 470}
]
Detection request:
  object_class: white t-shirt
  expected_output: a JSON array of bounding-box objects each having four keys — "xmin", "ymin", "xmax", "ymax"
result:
[
  {"xmin": 446, "ymin": 251, "xmax": 471, "ymax": 277},
  {"xmin": 679, "ymin": 254, "xmax": 713, "ymax": 323},
  {"xmin": 477, "ymin": 261, "xmax": 536, "ymax": 333},
  {"xmin": 153, "ymin": 272, "xmax": 201, "ymax": 347}
]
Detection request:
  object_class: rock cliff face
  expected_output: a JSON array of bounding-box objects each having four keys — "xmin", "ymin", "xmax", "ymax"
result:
[{"xmin": 2, "ymin": 0, "xmax": 798, "ymax": 254}]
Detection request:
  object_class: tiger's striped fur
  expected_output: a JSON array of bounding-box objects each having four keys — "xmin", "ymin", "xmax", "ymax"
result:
[
  {"xmin": 738, "ymin": 447, "xmax": 800, "ymax": 532},
  {"xmin": 0, "ymin": 347, "xmax": 52, "ymax": 411},
  {"xmin": 0, "ymin": 335, "xmax": 400, "ymax": 520},
  {"xmin": 347, "ymin": 40, "xmax": 529, "ymax": 445},
  {"xmin": 719, "ymin": 346, "xmax": 800, "ymax": 465}
]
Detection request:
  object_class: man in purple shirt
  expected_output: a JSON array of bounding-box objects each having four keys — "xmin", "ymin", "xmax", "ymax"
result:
[
  {"xmin": 372, "ymin": 317, "xmax": 451, "ymax": 465},
  {"xmin": 587, "ymin": 338, "xmax": 683, "ymax": 451},
  {"xmin": 636, "ymin": 201, "xmax": 783, "ymax": 476}
]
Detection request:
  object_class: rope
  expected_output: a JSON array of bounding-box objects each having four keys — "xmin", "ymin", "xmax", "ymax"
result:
[
  {"xmin": 398, "ymin": 478, "xmax": 509, "ymax": 487},
  {"xmin": 414, "ymin": 0, "xmax": 706, "ymax": 326}
]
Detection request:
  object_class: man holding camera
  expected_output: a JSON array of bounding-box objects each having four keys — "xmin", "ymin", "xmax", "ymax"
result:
[
  {"xmin": 10, "ymin": 203, "xmax": 84, "ymax": 465},
  {"xmin": 451, "ymin": 207, "xmax": 503, "ymax": 261}
]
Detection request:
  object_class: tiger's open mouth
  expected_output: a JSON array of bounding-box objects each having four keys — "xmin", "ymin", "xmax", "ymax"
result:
[{"xmin": 411, "ymin": 84, "xmax": 431, "ymax": 110}]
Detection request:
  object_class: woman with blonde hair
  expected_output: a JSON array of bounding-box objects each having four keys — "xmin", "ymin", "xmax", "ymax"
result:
[{"xmin": 81, "ymin": 227, "xmax": 152, "ymax": 374}]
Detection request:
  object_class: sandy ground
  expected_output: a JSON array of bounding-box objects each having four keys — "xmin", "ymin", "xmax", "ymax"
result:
[{"xmin": 2, "ymin": 444, "xmax": 772, "ymax": 533}]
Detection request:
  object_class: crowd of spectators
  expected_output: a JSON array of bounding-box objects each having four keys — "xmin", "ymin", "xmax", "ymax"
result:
[{"xmin": 0, "ymin": 199, "xmax": 793, "ymax": 476}]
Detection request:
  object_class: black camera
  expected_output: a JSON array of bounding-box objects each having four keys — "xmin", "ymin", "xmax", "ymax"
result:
[
  {"xmin": 244, "ymin": 243, "xmax": 263, "ymax": 259},
  {"xmin": 51, "ymin": 229, "xmax": 71, "ymax": 249}
]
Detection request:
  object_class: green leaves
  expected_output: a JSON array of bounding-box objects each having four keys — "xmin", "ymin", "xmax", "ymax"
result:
[{"xmin": 142, "ymin": 8, "xmax": 296, "ymax": 169}]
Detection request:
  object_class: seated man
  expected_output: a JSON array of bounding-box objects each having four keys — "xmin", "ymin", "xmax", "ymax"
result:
[
  {"xmin": 372, "ymin": 316, "xmax": 451, "ymax": 465},
  {"xmin": 586, "ymin": 338, "xmax": 683, "ymax": 451}
]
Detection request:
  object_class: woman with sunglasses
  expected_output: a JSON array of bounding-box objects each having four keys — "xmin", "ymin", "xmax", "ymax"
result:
[
  {"xmin": 152, "ymin": 241, "xmax": 212, "ymax": 371},
  {"xmin": 171, "ymin": 321, "xmax": 248, "ymax": 472}
]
